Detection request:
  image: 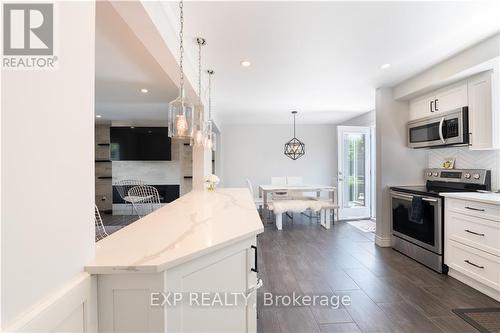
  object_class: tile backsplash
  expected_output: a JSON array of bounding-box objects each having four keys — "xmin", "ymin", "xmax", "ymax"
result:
[{"xmin": 427, "ymin": 147, "xmax": 500, "ymax": 191}]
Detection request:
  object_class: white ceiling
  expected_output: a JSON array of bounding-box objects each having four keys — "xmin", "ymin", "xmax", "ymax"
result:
[
  {"xmin": 95, "ymin": 1, "xmax": 177, "ymax": 124},
  {"xmin": 96, "ymin": 1, "xmax": 500, "ymax": 125},
  {"xmin": 171, "ymin": 0, "xmax": 500, "ymax": 124}
]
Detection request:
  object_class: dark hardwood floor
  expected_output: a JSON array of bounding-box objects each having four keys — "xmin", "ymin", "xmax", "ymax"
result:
[
  {"xmin": 100, "ymin": 212, "xmax": 138, "ymax": 235},
  {"xmin": 257, "ymin": 214, "xmax": 499, "ymax": 333}
]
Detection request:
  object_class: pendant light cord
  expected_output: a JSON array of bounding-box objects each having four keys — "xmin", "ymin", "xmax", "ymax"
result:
[
  {"xmin": 197, "ymin": 40, "xmax": 202, "ymax": 102},
  {"xmin": 293, "ymin": 113, "xmax": 296, "ymax": 138},
  {"xmin": 207, "ymin": 70, "xmax": 214, "ymax": 121},
  {"xmin": 179, "ymin": 0, "xmax": 185, "ymax": 100}
]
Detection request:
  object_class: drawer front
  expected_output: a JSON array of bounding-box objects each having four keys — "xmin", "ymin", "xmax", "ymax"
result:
[
  {"xmin": 447, "ymin": 240, "xmax": 500, "ymax": 290},
  {"xmin": 448, "ymin": 211, "xmax": 500, "ymax": 256},
  {"xmin": 448, "ymin": 198, "xmax": 500, "ymax": 222}
]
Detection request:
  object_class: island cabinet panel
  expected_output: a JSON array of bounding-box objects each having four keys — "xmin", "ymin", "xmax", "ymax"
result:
[
  {"xmin": 166, "ymin": 236, "xmax": 257, "ymax": 333},
  {"xmin": 97, "ymin": 273, "xmax": 166, "ymax": 332},
  {"xmin": 96, "ymin": 236, "xmax": 258, "ymax": 333}
]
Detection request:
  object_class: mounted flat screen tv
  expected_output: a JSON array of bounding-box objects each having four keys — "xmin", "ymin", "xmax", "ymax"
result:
[{"xmin": 110, "ymin": 127, "xmax": 171, "ymax": 161}]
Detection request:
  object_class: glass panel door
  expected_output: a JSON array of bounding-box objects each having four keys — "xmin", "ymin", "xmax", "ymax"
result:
[{"xmin": 337, "ymin": 126, "xmax": 371, "ymax": 219}]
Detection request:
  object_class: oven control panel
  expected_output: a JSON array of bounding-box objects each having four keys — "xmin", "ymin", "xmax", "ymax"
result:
[{"xmin": 424, "ymin": 168, "xmax": 490, "ymax": 184}]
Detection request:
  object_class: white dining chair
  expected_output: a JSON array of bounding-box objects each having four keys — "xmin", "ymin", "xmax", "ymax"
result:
[
  {"xmin": 115, "ymin": 179, "xmax": 145, "ymax": 215},
  {"xmin": 286, "ymin": 176, "xmax": 303, "ymax": 186},
  {"xmin": 271, "ymin": 177, "xmax": 287, "ymax": 185},
  {"xmin": 95, "ymin": 205, "xmax": 109, "ymax": 241},
  {"xmin": 271, "ymin": 177, "xmax": 288, "ymax": 199},
  {"xmin": 246, "ymin": 179, "xmax": 264, "ymax": 212},
  {"xmin": 128, "ymin": 185, "xmax": 161, "ymax": 218}
]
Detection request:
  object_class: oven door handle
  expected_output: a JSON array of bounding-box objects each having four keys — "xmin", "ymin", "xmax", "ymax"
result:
[
  {"xmin": 390, "ymin": 192, "xmax": 438, "ymax": 203},
  {"xmin": 439, "ymin": 117, "xmax": 446, "ymax": 143}
]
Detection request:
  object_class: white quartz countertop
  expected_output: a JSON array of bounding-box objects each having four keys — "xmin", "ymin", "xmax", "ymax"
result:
[
  {"xmin": 85, "ymin": 188, "xmax": 264, "ymax": 274},
  {"xmin": 440, "ymin": 191, "xmax": 500, "ymax": 205}
]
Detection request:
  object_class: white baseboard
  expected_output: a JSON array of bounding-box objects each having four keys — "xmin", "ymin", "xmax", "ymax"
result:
[
  {"xmin": 375, "ymin": 235, "xmax": 392, "ymax": 247},
  {"xmin": 449, "ymin": 268, "xmax": 500, "ymax": 302},
  {"xmin": 4, "ymin": 272, "xmax": 97, "ymax": 333}
]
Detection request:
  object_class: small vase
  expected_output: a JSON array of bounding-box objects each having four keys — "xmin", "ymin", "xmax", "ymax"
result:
[{"xmin": 207, "ymin": 183, "xmax": 216, "ymax": 192}]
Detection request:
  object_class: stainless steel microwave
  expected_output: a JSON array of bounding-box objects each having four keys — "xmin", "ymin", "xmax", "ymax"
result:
[{"xmin": 407, "ymin": 107, "xmax": 469, "ymax": 149}]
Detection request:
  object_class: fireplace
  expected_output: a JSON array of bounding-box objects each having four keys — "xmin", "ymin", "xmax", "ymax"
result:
[{"xmin": 113, "ymin": 184, "xmax": 180, "ymax": 204}]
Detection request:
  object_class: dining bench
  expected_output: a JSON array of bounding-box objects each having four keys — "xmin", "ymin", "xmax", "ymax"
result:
[{"xmin": 268, "ymin": 199, "xmax": 337, "ymax": 230}]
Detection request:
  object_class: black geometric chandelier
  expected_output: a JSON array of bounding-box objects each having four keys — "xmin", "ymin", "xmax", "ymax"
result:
[{"xmin": 284, "ymin": 111, "xmax": 305, "ymax": 160}]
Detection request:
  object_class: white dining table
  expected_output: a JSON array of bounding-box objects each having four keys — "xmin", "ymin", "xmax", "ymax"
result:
[{"xmin": 258, "ymin": 184, "xmax": 336, "ymax": 209}]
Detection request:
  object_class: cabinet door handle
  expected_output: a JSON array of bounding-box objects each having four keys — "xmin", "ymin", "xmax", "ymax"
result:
[
  {"xmin": 251, "ymin": 245, "xmax": 258, "ymax": 273},
  {"xmin": 430, "ymin": 100, "xmax": 434, "ymax": 112},
  {"xmin": 434, "ymin": 99, "xmax": 439, "ymax": 111},
  {"xmin": 464, "ymin": 260, "xmax": 484, "ymax": 269},
  {"xmin": 464, "ymin": 229, "xmax": 485, "ymax": 236},
  {"xmin": 465, "ymin": 206, "xmax": 485, "ymax": 212}
]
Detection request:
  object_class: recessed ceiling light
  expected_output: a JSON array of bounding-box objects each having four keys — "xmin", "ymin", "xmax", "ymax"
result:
[
  {"xmin": 380, "ymin": 63, "xmax": 391, "ymax": 70},
  {"xmin": 140, "ymin": 88, "xmax": 148, "ymax": 93},
  {"xmin": 96, "ymin": 115, "xmax": 102, "ymax": 118},
  {"xmin": 240, "ymin": 60, "xmax": 251, "ymax": 67}
]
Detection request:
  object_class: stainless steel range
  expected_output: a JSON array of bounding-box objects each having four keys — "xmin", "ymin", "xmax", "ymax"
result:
[{"xmin": 390, "ymin": 168, "xmax": 491, "ymax": 273}]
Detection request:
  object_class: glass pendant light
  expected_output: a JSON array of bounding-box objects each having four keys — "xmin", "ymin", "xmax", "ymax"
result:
[
  {"xmin": 168, "ymin": 0, "xmax": 194, "ymax": 139},
  {"xmin": 204, "ymin": 70, "xmax": 217, "ymax": 151},
  {"xmin": 192, "ymin": 37, "xmax": 206, "ymax": 146}
]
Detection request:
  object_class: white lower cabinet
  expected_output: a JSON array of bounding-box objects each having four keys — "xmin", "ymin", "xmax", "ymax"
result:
[
  {"xmin": 445, "ymin": 198, "xmax": 500, "ymax": 301},
  {"xmin": 97, "ymin": 236, "xmax": 258, "ymax": 333}
]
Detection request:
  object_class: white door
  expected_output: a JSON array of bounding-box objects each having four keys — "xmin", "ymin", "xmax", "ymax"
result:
[{"xmin": 337, "ymin": 126, "xmax": 371, "ymax": 220}]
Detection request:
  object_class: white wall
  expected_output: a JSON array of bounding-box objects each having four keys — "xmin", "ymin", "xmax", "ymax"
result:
[
  {"xmin": 339, "ymin": 110, "xmax": 375, "ymax": 127},
  {"xmin": 375, "ymin": 88, "xmax": 427, "ymax": 247},
  {"xmin": 221, "ymin": 124, "xmax": 337, "ymax": 193},
  {"xmin": 394, "ymin": 33, "xmax": 500, "ymax": 100},
  {"xmin": 1, "ymin": 2, "xmax": 96, "ymax": 328}
]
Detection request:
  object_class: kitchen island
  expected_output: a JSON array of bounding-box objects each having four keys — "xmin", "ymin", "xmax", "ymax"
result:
[{"xmin": 86, "ymin": 188, "xmax": 264, "ymax": 332}]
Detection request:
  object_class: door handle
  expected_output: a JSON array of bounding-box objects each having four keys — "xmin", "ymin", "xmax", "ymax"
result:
[
  {"xmin": 251, "ymin": 245, "xmax": 258, "ymax": 273},
  {"xmin": 430, "ymin": 100, "xmax": 434, "ymax": 112},
  {"xmin": 245, "ymin": 278, "xmax": 263, "ymax": 297},
  {"xmin": 438, "ymin": 117, "xmax": 445, "ymax": 143},
  {"xmin": 390, "ymin": 192, "xmax": 438, "ymax": 203},
  {"xmin": 434, "ymin": 99, "xmax": 439, "ymax": 111}
]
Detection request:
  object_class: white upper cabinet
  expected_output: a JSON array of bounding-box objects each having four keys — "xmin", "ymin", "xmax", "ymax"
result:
[
  {"xmin": 468, "ymin": 70, "xmax": 499, "ymax": 150},
  {"xmin": 409, "ymin": 81, "xmax": 468, "ymax": 120},
  {"xmin": 408, "ymin": 70, "xmax": 499, "ymax": 150},
  {"xmin": 435, "ymin": 81, "xmax": 468, "ymax": 113},
  {"xmin": 409, "ymin": 94, "xmax": 435, "ymax": 120}
]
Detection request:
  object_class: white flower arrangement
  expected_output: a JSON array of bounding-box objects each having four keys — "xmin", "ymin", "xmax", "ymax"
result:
[
  {"xmin": 205, "ymin": 174, "xmax": 220, "ymax": 191},
  {"xmin": 205, "ymin": 174, "xmax": 220, "ymax": 184}
]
